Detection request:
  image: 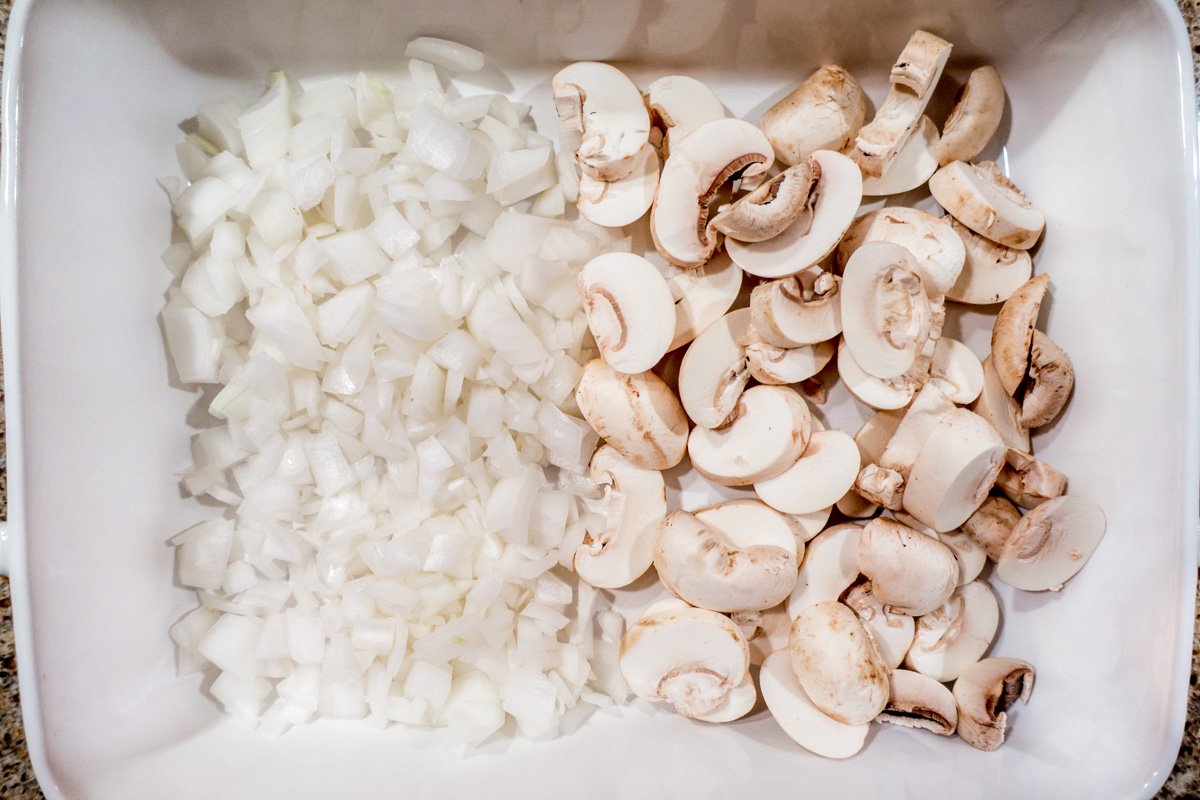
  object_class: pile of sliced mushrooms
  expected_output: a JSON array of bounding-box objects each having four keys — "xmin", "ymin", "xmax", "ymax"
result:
[{"xmin": 555, "ymin": 30, "xmax": 1105, "ymax": 756}]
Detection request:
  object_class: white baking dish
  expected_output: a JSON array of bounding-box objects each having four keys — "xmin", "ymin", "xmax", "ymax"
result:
[{"xmin": 1, "ymin": 0, "xmax": 1196, "ymax": 797}]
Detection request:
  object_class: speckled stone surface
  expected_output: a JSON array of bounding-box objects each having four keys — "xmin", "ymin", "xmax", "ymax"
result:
[{"xmin": 1, "ymin": 3, "xmax": 1199, "ymax": 799}]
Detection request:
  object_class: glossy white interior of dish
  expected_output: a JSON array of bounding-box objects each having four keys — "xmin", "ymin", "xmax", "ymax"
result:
[{"xmin": 3, "ymin": 0, "xmax": 1197, "ymax": 797}]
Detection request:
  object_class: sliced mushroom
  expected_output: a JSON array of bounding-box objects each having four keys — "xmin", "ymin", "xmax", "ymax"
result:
[
  {"xmin": 552, "ymin": 62, "xmax": 651, "ymax": 181},
  {"xmin": 760, "ymin": 650, "xmax": 870, "ymax": 759},
  {"xmin": 877, "ymin": 668, "xmax": 957, "ymax": 736},
  {"xmin": 944, "ymin": 216, "xmax": 1033, "ymax": 305},
  {"xmin": 991, "ymin": 274, "xmax": 1050, "ymax": 396},
  {"xmin": 996, "ymin": 449, "xmax": 1068, "ymax": 509},
  {"xmin": 838, "ymin": 410, "xmax": 905, "ymax": 518},
  {"xmin": 1020, "ymin": 329, "xmax": 1074, "ymax": 428},
  {"xmin": 575, "ymin": 359, "xmax": 689, "ymax": 470},
  {"xmin": 939, "ymin": 529, "xmax": 988, "ymax": 586},
  {"xmin": 904, "ymin": 579, "xmax": 999, "ymax": 682},
  {"xmin": 619, "ymin": 603, "xmax": 752, "ymax": 719},
  {"xmin": 651, "ymin": 118, "xmax": 774, "ymax": 268},
  {"xmin": 579, "ymin": 252, "xmax": 677, "ymax": 374},
  {"xmin": 711, "ymin": 161, "xmax": 819, "ymax": 242},
  {"xmin": 843, "ymin": 580, "xmax": 916, "ymax": 670},
  {"xmin": 929, "ymin": 161, "xmax": 1044, "ymax": 250},
  {"xmin": 861, "ymin": 116, "xmax": 940, "ymax": 197},
  {"xmin": 574, "ymin": 446, "xmax": 667, "ymax": 589},
  {"xmin": 577, "ymin": 144, "xmax": 660, "ymax": 228},
  {"xmin": 789, "ymin": 600, "xmax": 890, "ymax": 726},
  {"xmin": 791, "ymin": 507, "xmax": 833, "ymax": 544},
  {"xmin": 746, "ymin": 338, "xmax": 836, "ymax": 386},
  {"xmin": 657, "ymin": 251, "xmax": 741, "ymax": 352},
  {"xmin": 695, "ymin": 499, "xmax": 807, "ymax": 561},
  {"xmin": 972, "ymin": 355, "xmax": 1031, "ymax": 451},
  {"xmin": 751, "ymin": 268, "xmax": 843, "ymax": 348},
  {"xmin": 786, "ymin": 523, "xmax": 864, "ymax": 617},
  {"xmin": 655, "ymin": 509, "xmax": 799, "ymax": 613},
  {"xmin": 851, "ymin": 30, "xmax": 953, "ymax": 177},
  {"xmin": 840, "ymin": 241, "xmax": 933, "ymax": 380},
  {"xmin": 935, "ymin": 66, "xmax": 1005, "ymax": 166},
  {"xmin": 733, "ymin": 603, "xmax": 794, "ymax": 666},
  {"xmin": 755, "ymin": 429, "xmax": 861, "ymax": 515},
  {"xmin": 929, "ymin": 337, "xmax": 984, "ymax": 404},
  {"xmin": 678, "ymin": 307, "xmax": 751, "ymax": 429},
  {"xmin": 857, "ymin": 517, "xmax": 958, "ymax": 616},
  {"xmin": 953, "ymin": 657, "xmax": 1035, "ymax": 751},
  {"xmin": 960, "ymin": 495, "xmax": 1022, "ymax": 562},
  {"xmin": 726, "ymin": 150, "xmax": 863, "ymax": 279},
  {"xmin": 644, "ymin": 75, "xmax": 727, "ymax": 158},
  {"xmin": 837, "ymin": 340, "xmax": 918, "ymax": 410},
  {"xmin": 761, "ymin": 65, "xmax": 868, "ymax": 166},
  {"xmin": 692, "ymin": 674, "xmax": 758, "ymax": 723},
  {"xmin": 854, "ymin": 383, "xmax": 956, "ymax": 510},
  {"xmin": 995, "ymin": 495, "xmax": 1106, "ymax": 591},
  {"xmin": 835, "ymin": 207, "xmax": 966, "ymax": 299},
  {"xmin": 902, "ymin": 408, "xmax": 1007, "ymax": 532},
  {"xmin": 688, "ymin": 384, "xmax": 812, "ymax": 486}
]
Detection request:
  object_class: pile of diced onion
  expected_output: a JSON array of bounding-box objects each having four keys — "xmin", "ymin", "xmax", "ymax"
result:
[{"xmin": 162, "ymin": 40, "xmax": 629, "ymax": 742}]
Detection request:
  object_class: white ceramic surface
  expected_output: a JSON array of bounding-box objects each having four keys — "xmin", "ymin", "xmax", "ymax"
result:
[{"xmin": 2, "ymin": 0, "xmax": 1197, "ymax": 798}]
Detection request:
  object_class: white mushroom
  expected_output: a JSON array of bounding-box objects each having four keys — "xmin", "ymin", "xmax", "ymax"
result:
[
  {"xmin": 711, "ymin": 161, "xmax": 819, "ymax": 242},
  {"xmin": 837, "ymin": 340, "xmax": 918, "ymax": 410},
  {"xmin": 953, "ymin": 657, "xmax": 1035, "ymax": 751},
  {"xmin": 786, "ymin": 523, "xmax": 863, "ymax": 618},
  {"xmin": 843, "ymin": 580, "xmax": 916, "ymax": 670},
  {"xmin": 761, "ymin": 65, "xmax": 868, "ymax": 166},
  {"xmin": 929, "ymin": 337, "xmax": 984, "ymax": 404},
  {"xmin": 902, "ymin": 408, "xmax": 1007, "ymax": 532},
  {"xmin": 850, "ymin": 30, "xmax": 953, "ymax": 177},
  {"xmin": 579, "ymin": 252, "xmax": 677, "ymax": 374},
  {"xmin": 751, "ymin": 268, "xmax": 843, "ymax": 348},
  {"xmin": 760, "ymin": 650, "xmax": 870, "ymax": 759},
  {"xmin": 657, "ymin": 251, "xmax": 741, "ymax": 352},
  {"xmin": 944, "ymin": 216, "xmax": 1033, "ymax": 305},
  {"xmin": 644, "ymin": 75, "xmax": 727, "ymax": 158},
  {"xmin": 996, "ymin": 449, "xmax": 1068, "ymax": 509},
  {"xmin": 960, "ymin": 495, "xmax": 1022, "ymax": 562},
  {"xmin": 995, "ymin": 495, "xmax": 1106, "ymax": 591},
  {"xmin": 838, "ymin": 410, "xmax": 905, "ymax": 518},
  {"xmin": 619, "ymin": 603, "xmax": 752, "ymax": 719},
  {"xmin": 745, "ymin": 338, "xmax": 836, "ymax": 386},
  {"xmin": 651, "ymin": 118, "xmax": 774, "ymax": 268},
  {"xmin": 1020, "ymin": 330, "xmax": 1074, "ymax": 428},
  {"xmin": 877, "ymin": 668, "xmax": 958, "ymax": 736},
  {"xmin": 755, "ymin": 429, "xmax": 861, "ymax": 515},
  {"xmin": 789, "ymin": 506, "xmax": 834, "ymax": 544},
  {"xmin": 577, "ymin": 144, "xmax": 660, "ymax": 228},
  {"xmin": 904, "ymin": 579, "xmax": 999, "ymax": 682},
  {"xmin": 835, "ymin": 207, "xmax": 966, "ymax": 298},
  {"xmin": 695, "ymin": 499, "xmax": 807, "ymax": 561},
  {"xmin": 687, "ymin": 385, "xmax": 812, "ymax": 486},
  {"xmin": 655, "ymin": 509, "xmax": 799, "ymax": 613},
  {"xmin": 972, "ymin": 355, "xmax": 1031, "ymax": 452},
  {"xmin": 732, "ymin": 604, "xmax": 793, "ymax": 666},
  {"xmin": 677, "ymin": 308, "xmax": 751, "ymax": 429},
  {"xmin": 891, "ymin": 510, "xmax": 987, "ymax": 585},
  {"xmin": 861, "ymin": 116, "xmax": 940, "ymax": 197},
  {"xmin": 574, "ymin": 446, "xmax": 667, "ymax": 589},
  {"xmin": 991, "ymin": 274, "xmax": 1050, "ymax": 396},
  {"xmin": 929, "ymin": 161, "xmax": 1044, "ymax": 250},
  {"xmin": 693, "ymin": 674, "xmax": 759, "ymax": 723},
  {"xmin": 840, "ymin": 241, "xmax": 933, "ymax": 380},
  {"xmin": 552, "ymin": 61, "xmax": 651, "ymax": 181},
  {"xmin": 789, "ymin": 600, "xmax": 890, "ymax": 726},
  {"xmin": 857, "ymin": 517, "xmax": 958, "ymax": 616},
  {"xmin": 935, "ymin": 66, "xmax": 1005, "ymax": 166},
  {"xmin": 854, "ymin": 382, "xmax": 956, "ymax": 510},
  {"xmin": 575, "ymin": 359, "xmax": 689, "ymax": 470},
  {"xmin": 726, "ymin": 150, "xmax": 863, "ymax": 279}
]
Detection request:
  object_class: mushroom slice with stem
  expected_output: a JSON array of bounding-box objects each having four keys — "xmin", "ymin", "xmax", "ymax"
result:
[
  {"xmin": 944, "ymin": 217, "xmax": 1033, "ymax": 305},
  {"xmin": 972, "ymin": 356, "xmax": 1031, "ymax": 452},
  {"xmin": 835, "ymin": 207, "xmax": 966, "ymax": 299},
  {"xmin": 991, "ymin": 274, "xmax": 1050, "ymax": 396},
  {"xmin": 552, "ymin": 61, "xmax": 651, "ymax": 181},
  {"xmin": 935, "ymin": 66, "xmax": 1005, "ymax": 166},
  {"xmin": 961, "ymin": 495, "xmax": 1022, "ymax": 562},
  {"xmin": 688, "ymin": 385, "xmax": 812, "ymax": 486},
  {"xmin": 843, "ymin": 580, "xmax": 915, "ymax": 670},
  {"xmin": 711, "ymin": 160, "xmax": 820, "ymax": 242},
  {"xmin": 902, "ymin": 409, "xmax": 1007, "ymax": 532},
  {"xmin": 840, "ymin": 241, "xmax": 933, "ymax": 380},
  {"xmin": 904, "ymin": 579, "xmax": 1000, "ymax": 682},
  {"xmin": 851, "ymin": 30, "xmax": 953, "ymax": 177},
  {"xmin": 1020, "ymin": 329, "xmax": 1074, "ymax": 428},
  {"xmin": 644, "ymin": 75, "xmax": 727, "ymax": 158},
  {"xmin": 789, "ymin": 600, "xmax": 890, "ymax": 726},
  {"xmin": 855, "ymin": 383, "xmax": 956, "ymax": 511},
  {"xmin": 619, "ymin": 603, "xmax": 752, "ymax": 720},
  {"xmin": 755, "ymin": 429, "xmax": 861, "ymax": 515},
  {"xmin": 678, "ymin": 307, "xmax": 752, "ymax": 429},
  {"xmin": 579, "ymin": 252, "xmax": 677, "ymax": 374},
  {"xmin": 650, "ymin": 118, "xmax": 774, "ymax": 268},
  {"xmin": 929, "ymin": 161, "xmax": 1044, "ymax": 250},
  {"xmin": 574, "ymin": 446, "xmax": 666, "ymax": 589},
  {"xmin": 751, "ymin": 268, "xmax": 843, "ymax": 348},
  {"xmin": 786, "ymin": 523, "xmax": 863, "ymax": 617},
  {"xmin": 861, "ymin": 116, "xmax": 940, "ymax": 197},
  {"xmin": 727, "ymin": 150, "xmax": 863, "ymax": 279},
  {"xmin": 575, "ymin": 359, "xmax": 689, "ymax": 470},
  {"xmin": 658, "ymin": 251, "xmax": 741, "ymax": 352},
  {"xmin": 996, "ymin": 495, "xmax": 1106, "ymax": 591},
  {"xmin": 858, "ymin": 517, "xmax": 958, "ymax": 616},
  {"xmin": 877, "ymin": 668, "xmax": 958, "ymax": 736},
  {"xmin": 577, "ymin": 144, "xmax": 660, "ymax": 228},
  {"xmin": 996, "ymin": 449, "xmax": 1068, "ymax": 509},
  {"xmin": 838, "ymin": 410, "xmax": 905, "ymax": 518},
  {"xmin": 745, "ymin": 338, "xmax": 836, "ymax": 386},
  {"xmin": 733, "ymin": 604, "xmax": 794, "ymax": 666},
  {"xmin": 838, "ymin": 340, "xmax": 918, "ymax": 410},
  {"xmin": 761, "ymin": 65, "xmax": 868, "ymax": 166},
  {"xmin": 760, "ymin": 650, "xmax": 870, "ymax": 758},
  {"xmin": 929, "ymin": 337, "xmax": 984, "ymax": 404},
  {"xmin": 654, "ymin": 509, "xmax": 799, "ymax": 613},
  {"xmin": 953, "ymin": 657, "xmax": 1035, "ymax": 751}
]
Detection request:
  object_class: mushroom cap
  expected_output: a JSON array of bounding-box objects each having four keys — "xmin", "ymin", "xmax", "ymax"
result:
[
  {"xmin": 746, "ymin": 339, "xmax": 836, "ymax": 386},
  {"xmin": 694, "ymin": 499, "xmax": 807, "ymax": 556},
  {"xmin": 858, "ymin": 517, "xmax": 959, "ymax": 616},
  {"xmin": 877, "ymin": 668, "xmax": 958, "ymax": 735},
  {"xmin": 1020, "ymin": 329, "xmax": 1074, "ymax": 428},
  {"xmin": 904, "ymin": 579, "xmax": 1000, "ymax": 682},
  {"xmin": 838, "ymin": 410, "xmax": 905, "ymax": 518},
  {"xmin": 840, "ymin": 241, "xmax": 933, "ymax": 380},
  {"xmin": 935, "ymin": 66, "xmax": 1005, "ymax": 166},
  {"xmin": 575, "ymin": 359, "xmax": 689, "ymax": 470},
  {"xmin": 619, "ymin": 603, "xmax": 750, "ymax": 718},
  {"xmin": 990, "ymin": 273, "xmax": 1050, "ymax": 396},
  {"xmin": 929, "ymin": 337, "xmax": 984, "ymax": 404},
  {"xmin": 944, "ymin": 216, "xmax": 1033, "ymax": 305},
  {"xmin": 643, "ymin": 75, "xmax": 727, "ymax": 158},
  {"xmin": 972, "ymin": 355, "xmax": 1031, "ymax": 452},
  {"xmin": 678, "ymin": 307, "xmax": 752, "ymax": 429},
  {"xmin": 579, "ymin": 252, "xmax": 677, "ymax": 374},
  {"xmin": 755, "ymin": 429, "xmax": 861, "ymax": 515},
  {"xmin": 996, "ymin": 448, "xmax": 1068, "ymax": 509},
  {"xmin": 552, "ymin": 61, "xmax": 651, "ymax": 181},
  {"xmin": 902, "ymin": 409, "xmax": 1007, "ymax": 532},
  {"xmin": 843, "ymin": 580, "xmax": 916, "ymax": 670},
  {"xmin": 861, "ymin": 116, "xmax": 940, "ymax": 197},
  {"xmin": 952, "ymin": 657, "xmax": 1035, "ymax": 751},
  {"xmin": 835, "ymin": 207, "xmax": 966, "ymax": 299},
  {"xmin": 929, "ymin": 161, "xmax": 1044, "ymax": 250},
  {"xmin": 760, "ymin": 650, "xmax": 870, "ymax": 758},
  {"xmin": 961, "ymin": 495, "xmax": 1023, "ymax": 562},
  {"xmin": 654, "ymin": 509, "xmax": 799, "ymax": 613},
  {"xmin": 751, "ymin": 269, "xmax": 843, "ymax": 348},
  {"xmin": 577, "ymin": 143, "xmax": 660, "ymax": 228},
  {"xmin": 788, "ymin": 600, "xmax": 891, "ymax": 726},
  {"xmin": 650, "ymin": 118, "xmax": 774, "ymax": 268},
  {"xmin": 761, "ymin": 65, "xmax": 868, "ymax": 167},
  {"xmin": 733, "ymin": 603, "xmax": 794, "ymax": 666},
  {"xmin": 837, "ymin": 339, "xmax": 918, "ymax": 410},
  {"xmin": 786, "ymin": 523, "xmax": 864, "ymax": 618},
  {"xmin": 711, "ymin": 160, "xmax": 820, "ymax": 243},
  {"xmin": 996, "ymin": 495, "xmax": 1106, "ymax": 591},
  {"xmin": 574, "ymin": 445, "xmax": 667, "ymax": 589},
  {"xmin": 727, "ymin": 150, "xmax": 863, "ymax": 279},
  {"xmin": 687, "ymin": 384, "xmax": 813, "ymax": 486},
  {"xmin": 658, "ymin": 251, "xmax": 742, "ymax": 352}
]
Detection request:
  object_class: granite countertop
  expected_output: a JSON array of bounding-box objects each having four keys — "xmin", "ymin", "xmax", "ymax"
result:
[{"xmin": 3, "ymin": 2, "xmax": 1200, "ymax": 798}]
